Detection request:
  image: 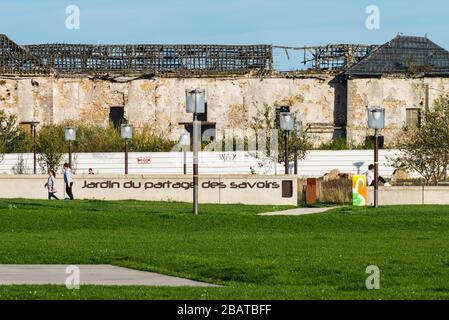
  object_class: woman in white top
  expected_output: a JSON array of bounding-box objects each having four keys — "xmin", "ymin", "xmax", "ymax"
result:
[{"xmin": 45, "ymin": 170, "xmax": 59, "ymax": 200}]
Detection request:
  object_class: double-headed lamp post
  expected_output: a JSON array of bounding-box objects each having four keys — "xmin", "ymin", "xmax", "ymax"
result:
[
  {"xmin": 121, "ymin": 124, "xmax": 133, "ymax": 175},
  {"xmin": 280, "ymin": 112, "xmax": 295, "ymax": 175},
  {"xmin": 64, "ymin": 126, "xmax": 76, "ymax": 169},
  {"xmin": 180, "ymin": 132, "xmax": 191, "ymax": 175},
  {"xmin": 186, "ymin": 89, "xmax": 206, "ymax": 215},
  {"xmin": 368, "ymin": 107, "xmax": 385, "ymax": 208}
]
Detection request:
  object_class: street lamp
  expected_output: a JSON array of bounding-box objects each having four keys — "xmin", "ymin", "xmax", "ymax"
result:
[
  {"xmin": 280, "ymin": 112, "xmax": 294, "ymax": 175},
  {"xmin": 186, "ymin": 89, "xmax": 206, "ymax": 215},
  {"xmin": 20, "ymin": 121, "xmax": 39, "ymax": 174},
  {"xmin": 64, "ymin": 126, "xmax": 76, "ymax": 169},
  {"xmin": 180, "ymin": 132, "xmax": 191, "ymax": 175},
  {"xmin": 368, "ymin": 107, "xmax": 385, "ymax": 208},
  {"xmin": 121, "ymin": 124, "xmax": 133, "ymax": 175}
]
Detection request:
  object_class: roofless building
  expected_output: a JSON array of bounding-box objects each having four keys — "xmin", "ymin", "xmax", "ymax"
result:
[{"xmin": 1, "ymin": 34, "xmax": 448, "ymax": 146}]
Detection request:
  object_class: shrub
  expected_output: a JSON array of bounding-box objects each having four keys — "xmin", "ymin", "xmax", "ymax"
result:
[
  {"xmin": 128, "ymin": 125, "xmax": 177, "ymax": 152},
  {"xmin": 74, "ymin": 124, "xmax": 123, "ymax": 152},
  {"xmin": 33, "ymin": 122, "xmax": 177, "ymax": 157},
  {"xmin": 318, "ymin": 137, "xmax": 348, "ymax": 150}
]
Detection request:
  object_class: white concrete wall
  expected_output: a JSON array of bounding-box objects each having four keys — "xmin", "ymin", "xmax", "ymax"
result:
[
  {"xmin": 0, "ymin": 150, "xmax": 418, "ymax": 178},
  {"xmin": 367, "ymin": 186, "xmax": 449, "ymax": 205},
  {"xmin": 0, "ymin": 151, "xmax": 276, "ymax": 175}
]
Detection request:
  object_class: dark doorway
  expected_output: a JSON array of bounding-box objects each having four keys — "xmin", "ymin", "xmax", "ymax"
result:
[{"xmin": 109, "ymin": 107, "xmax": 124, "ymax": 128}]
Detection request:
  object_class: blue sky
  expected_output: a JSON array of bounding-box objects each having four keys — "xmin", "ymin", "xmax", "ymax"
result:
[{"xmin": 1, "ymin": 0, "xmax": 448, "ymax": 70}]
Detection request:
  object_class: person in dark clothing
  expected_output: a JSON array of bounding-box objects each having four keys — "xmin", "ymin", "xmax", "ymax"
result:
[
  {"xmin": 63, "ymin": 163, "xmax": 74, "ymax": 200},
  {"xmin": 364, "ymin": 164, "xmax": 391, "ymax": 186}
]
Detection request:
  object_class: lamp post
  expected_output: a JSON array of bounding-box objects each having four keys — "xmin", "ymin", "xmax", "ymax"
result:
[
  {"xmin": 368, "ymin": 107, "xmax": 385, "ymax": 208},
  {"xmin": 20, "ymin": 121, "xmax": 40, "ymax": 174},
  {"xmin": 280, "ymin": 112, "xmax": 294, "ymax": 175},
  {"xmin": 31, "ymin": 122, "xmax": 39, "ymax": 174},
  {"xmin": 294, "ymin": 120, "xmax": 303, "ymax": 176},
  {"xmin": 186, "ymin": 89, "xmax": 206, "ymax": 215},
  {"xmin": 180, "ymin": 132, "xmax": 191, "ymax": 175},
  {"xmin": 64, "ymin": 126, "xmax": 76, "ymax": 169},
  {"xmin": 121, "ymin": 124, "xmax": 133, "ymax": 175}
]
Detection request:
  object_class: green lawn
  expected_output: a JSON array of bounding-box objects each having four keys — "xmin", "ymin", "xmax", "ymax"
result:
[{"xmin": 0, "ymin": 199, "xmax": 449, "ymax": 300}]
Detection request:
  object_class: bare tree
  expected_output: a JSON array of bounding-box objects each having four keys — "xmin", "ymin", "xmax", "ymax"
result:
[{"xmin": 250, "ymin": 104, "xmax": 311, "ymax": 167}]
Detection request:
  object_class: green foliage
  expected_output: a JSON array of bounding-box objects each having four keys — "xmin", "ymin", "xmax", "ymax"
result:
[
  {"xmin": 360, "ymin": 137, "xmax": 375, "ymax": 150},
  {"xmin": 4, "ymin": 121, "xmax": 177, "ymax": 164},
  {"xmin": 391, "ymin": 94, "xmax": 449, "ymax": 185},
  {"xmin": 0, "ymin": 111, "xmax": 31, "ymax": 157},
  {"xmin": 317, "ymin": 136, "xmax": 382, "ymax": 151},
  {"xmin": 318, "ymin": 137, "xmax": 348, "ymax": 150},
  {"xmin": 72, "ymin": 123, "xmax": 176, "ymax": 153},
  {"xmin": 36, "ymin": 124, "xmax": 66, "ymax": 172},
  {"xmin": 73, "ymin": 124, "xmax": 123, "ymax": 152},
  {"xmin": 128, "ymin": 124, "xmax": 177, "ymax": 152}
]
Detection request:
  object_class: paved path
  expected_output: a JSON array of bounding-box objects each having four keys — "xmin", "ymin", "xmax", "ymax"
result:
[
  {"xmin": 259, "ymin": 207, "xmax": 339, "ymax": 216},
  {"xmin": 0, "ymin": 265, "xmax": 216, "ymax": 287}
]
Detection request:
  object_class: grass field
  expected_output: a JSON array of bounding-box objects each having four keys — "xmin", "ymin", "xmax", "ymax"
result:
[{"xmin": 0, "ymin": 199, "xmax": 449, "ymax": 300}]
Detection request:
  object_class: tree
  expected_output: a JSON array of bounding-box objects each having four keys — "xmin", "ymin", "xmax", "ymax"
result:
[
  {"xmin": 433, "ymin": 94, "xmax": 449, "ymax": 181},
  {"xmin": 0, "ymin": 111, "xmax": 30, "ymax": 160},
  {"xmin": 250, "ymin": 104, "xmax": 311, "ymax": 167},
  {"xmin": 36, "ymin": 125, "xmax": 66, "ymax": 173},
  {"xmin": 391, "ymin": 94, "xmax": 449, "ymax": 185}
]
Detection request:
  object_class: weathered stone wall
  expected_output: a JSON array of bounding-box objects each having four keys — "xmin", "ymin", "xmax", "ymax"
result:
[
  {"xmin": 3, "ymin": 75, "xmax": 449, "ymax": 147},
  {"xmin": 0, "ymin": 76, "xmax": 343, "ymax": 145},
  {"xmin": 347, "ymin": 77, "xmax": 449, "ymax": 145}
]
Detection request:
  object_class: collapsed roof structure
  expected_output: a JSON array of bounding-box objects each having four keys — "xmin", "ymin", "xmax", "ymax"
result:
[
  {"xmin": 0, "ymin": 34, "xmax": 273, "ymax": 77},
  {"xmin": 1, "ymin": 34, "xmax": 448, "ymax": 77}
]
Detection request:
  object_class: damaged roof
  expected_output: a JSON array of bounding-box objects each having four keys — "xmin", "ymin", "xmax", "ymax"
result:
[
  {"xmin": 0, "ymin": 34, "xmax": 272, "ymax": 77},
  {"xmin": 347, "ymin": 35, "xmax": 449, "ymax": 77}
]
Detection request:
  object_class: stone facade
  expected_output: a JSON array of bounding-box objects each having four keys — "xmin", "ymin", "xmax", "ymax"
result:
[
  {"xmin": 0, "ymin": 75, "xmax": 345, "ymax": 146},
  {"xmin": 1, "ymin": 75, "xmax": 448, "ymax": 147},
  {"xmin": 347, "ymin": 77, "xmax": 449, "ymax": 145}
]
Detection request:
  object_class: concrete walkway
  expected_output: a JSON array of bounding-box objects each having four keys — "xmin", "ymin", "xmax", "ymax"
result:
[
  {"xmin": 259, "ymin": 207, "xmax": 339, "ymax": 216},
  {"xmin": 0, "ymin": 265, "xmax": 216, "ymax": 287}
]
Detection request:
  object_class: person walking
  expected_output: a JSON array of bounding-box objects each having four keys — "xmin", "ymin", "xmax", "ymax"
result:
[
  {"xmin": 63, "ymin": 163, "xmax": 74, "ymax": 200},
  {"xmin": 44, "ymin": 170, "xmax": 59, "ymax": 200}
]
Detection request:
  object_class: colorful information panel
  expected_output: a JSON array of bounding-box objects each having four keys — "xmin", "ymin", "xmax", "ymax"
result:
[{"xmin": 352, "ymin": 175, "xmax": 367, "ymax": 206}]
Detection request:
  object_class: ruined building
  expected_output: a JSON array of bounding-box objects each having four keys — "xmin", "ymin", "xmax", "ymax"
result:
[{"xmin": 1, "ymin": 34, "xmax": 449, "ymax": 146}]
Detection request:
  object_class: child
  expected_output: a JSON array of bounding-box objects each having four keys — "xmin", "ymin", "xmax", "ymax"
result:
[{"xmin": 44, "ymin": 170, "xmax": 59, "ymax": 200}]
